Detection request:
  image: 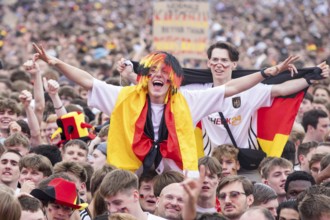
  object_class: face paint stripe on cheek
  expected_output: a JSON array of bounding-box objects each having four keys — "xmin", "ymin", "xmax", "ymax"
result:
[{"xmin": 211, "ymin": 62, "xmax": 231, "ymax": 69}]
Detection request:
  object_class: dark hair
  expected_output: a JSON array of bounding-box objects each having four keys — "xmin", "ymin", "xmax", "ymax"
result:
[
  {"xmin": 299, "ymin": 194, "xmax": 330, "ymax": 220},
  {"xmin": 79, "ymin": 162, "xmax": 94, "ymax": 191},
  {"xmin": 252, "ymin": 183, "xmax": 277, "ymax": 206},
  {"xmin": 206, "ymin": 41, "xmax": 239, "ymax": 61},
  {"xmin": 18, "ymin": 194, "xmax": 43, "ymax": 212},
  {"xmin": 297, "ymin": 141, "xmax": 318, "ymax": 159},
  {"xmin": 153, "ymin": 170, "xmax": 184, "ymax": 197},
  {"xmin": 302, "ymin": 109, "xmax": 328, "ymax": 132},
  {"xmin": 53, "ymin": 161, "xmax": 87, "ymax": 183},
  {"xmin": 197, "ymin": 213, "xmax": 229, "ymax": 220},
  {"xmin": 0, "ymin": 98, "xmax": 21, "ymax": 115},
  {"xmin": 217, "ymin": 176, "xmax": 253, "ymax": 196},
  {"xmin": 281, "ymin": 140, "xmax": 296, "ymax": 165},
  {"xmin": 10, "ymin": 70, "xmax": 31, "ymax": 83},
  {"xmin": 309, "ymin": 153, "xmax": 327, "ymax": 170},
  {"xmin": 90, "ymin": 165, "xmax": 116, "ymax": 217},
  {"xmin": 63, "ymin": 139, "xmax": 88, "ymax": 153},
  {"xmin": 284, "ymin": 171, "xmax": 315, "ymax": 192},
  {"xmin": 296, "ymin": 185, "xmax": 330, "ymax": 205},
  {"xmin": 313, "ymin": 84, "xmax": 330, "ymax": 97},
  {"xmin": 99, "ymin": 169, "xmax": 138, "ymax": 198},
  {"xmin": 277, "ymin": 200, "xmax": 298, "ymax": 217},
  {"xmin": 15, "ymin": 119, "xmax": 31, "ymax": 138},
  {"xmin": 58, "ymin": 86, "xmax": 78, "ymax": 100},
  {"xmin": 304, "ymin": 92, "xmax": 313, "ymax": 102},
  {"xmin": 29, "ymin": 145, "xmax": 62, "ymax": 166},
  {"xmin": 19, "ymin": 154, "xmax": 53, "ymax": 177},
  {"xmin": 90, "ymin": 164, "xmax": 117, "ymax": 197},
  {"xmin": 198, "ymin": 156, "xmax": 222, "ymax": 178},
  {"xmin": 138, "ymin": 170, "xmax": 158, "ymax": 189},
  {"xmin": 70, "ymin": 98, "xmax": 87, "ymax": 108},
  {"xmin": 2, "ymin": 149, "xmax": 22, "ymax": 158}
]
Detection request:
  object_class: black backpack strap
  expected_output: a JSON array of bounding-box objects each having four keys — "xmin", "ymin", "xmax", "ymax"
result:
[{"xmin": 219, "ymin": 112, "xmax": 238, "ymax": 148}]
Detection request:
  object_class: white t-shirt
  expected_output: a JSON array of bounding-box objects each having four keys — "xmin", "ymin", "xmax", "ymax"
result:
[
  {"xmin": 87, "ymin": 79, "xmax": 226, "ymax": 174},
  {"xmin": 182, "ymin": 83, "xmax": 273, "ymax": 154},
  {"xmin": 88, "ymin": 79, "xmax": 226, "ymax": 127},
  {"xmin": 196, "ymin": 205, "xmax": 217, "ymax": 213},
  {"xmin": 147, "ymin": 213, "xmax": 167, "ymax": 220}
]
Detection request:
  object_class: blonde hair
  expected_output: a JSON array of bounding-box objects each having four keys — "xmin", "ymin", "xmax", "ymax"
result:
[
  {"xmin": 46, "ymin": 114, "xmax": 57, "ymax": 123},
  {"xmin": 212, "ymin": 144, "xmax": 239, "ymax": 161},
  {"xmin": 0, "ymin": 191, "xmax": 21, "ymax": 220}
]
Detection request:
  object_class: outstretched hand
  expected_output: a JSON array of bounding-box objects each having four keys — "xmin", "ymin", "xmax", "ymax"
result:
[
  {"xmin": 317, "ymin": 61, "xmax": 329, "ymax": 79},
  {"xmin": 32, "ymin": 43, "xmax": 58, "ymax": 66},
  {"xmin": 181, "ymin": 165, "xmax": 206, "ymax": 205},
  {"xmin": 266, "ymin": 55, "xmax": 299, "ymax": 77},
  {"xmin": 180, "ymin": 166, "xmax": 206, "ymax": 220}
]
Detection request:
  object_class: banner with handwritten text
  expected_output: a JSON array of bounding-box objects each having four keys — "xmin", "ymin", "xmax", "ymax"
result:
[{"xmin": 153, "ymin": 1, "xmax": 209, "ymax": 60}]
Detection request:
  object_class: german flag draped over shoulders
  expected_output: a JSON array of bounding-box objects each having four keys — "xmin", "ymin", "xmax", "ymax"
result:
[
  {"xmin": 131, "ymin": 61, "xmax": 321, "ymax": 157},
  {"xmin": 181, "ymin": 67, "xmax": 321, "ymax": 157}
]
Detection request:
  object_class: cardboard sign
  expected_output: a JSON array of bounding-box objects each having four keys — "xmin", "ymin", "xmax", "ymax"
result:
[{"xmin": 153, "ymin": 1, "xmax": 209, "ymax": 60}]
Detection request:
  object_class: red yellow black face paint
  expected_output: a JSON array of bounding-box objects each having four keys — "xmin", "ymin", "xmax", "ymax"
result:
[{"xmin": 137, "ymin": 51, "xmax": 183, "ymax": 94}]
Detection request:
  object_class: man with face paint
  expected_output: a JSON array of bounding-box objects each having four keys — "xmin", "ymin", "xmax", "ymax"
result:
[
  {"xmin": 32, "ymin": 43, "xmax": 298, "ymax": 177},
  {"xmin": 99, "ymin": 169, "xmax": 165, "ymax": 220},
  {"xmin": 181, "ymin": 42, "xmax": 329, "ymax": 180}
]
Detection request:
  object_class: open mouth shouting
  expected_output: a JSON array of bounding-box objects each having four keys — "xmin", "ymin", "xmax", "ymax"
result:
[{"xmin": 152, "ymin": 80, "xmax": 164, "ymax": 89}]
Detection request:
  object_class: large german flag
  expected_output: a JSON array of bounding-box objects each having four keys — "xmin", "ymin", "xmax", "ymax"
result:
[{"xmin": 182, "ymin": 67, "xmax": 321, "ymax": 157}]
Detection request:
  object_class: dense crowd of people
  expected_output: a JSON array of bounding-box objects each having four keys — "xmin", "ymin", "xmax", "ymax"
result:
[{"xmin": 0, "ymin": 0, "xmax": 330, "ymax": 220}]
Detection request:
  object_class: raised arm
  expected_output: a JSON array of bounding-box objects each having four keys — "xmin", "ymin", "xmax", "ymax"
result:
[
  {"xmin": 23, "ymin": 56, "xmax": 45, "ymax": 125},
  {"xmin": 19, "ymin": 90, "xmax": 42, "ymax": 146},
  {"xmin": 43, "ymin": 78, "xmax": 67, "ymax": 117},
  {"xmin": 271, "ymin": 61, "xmax": 329, "ymax": 97},
  {"xmin": 117, "ymin": 58, "xmax": 137, "ymax": 85},
  {"xmin": 224, "ymin": 55, "xmax": 300, "ymax": 97},
  {"xmin": 33, "ymin": 43, "xmax": 94, "ymax": 90},
  {"xmin": 181, "ymin": 165, "xmax": 206, "ymax": 220}
]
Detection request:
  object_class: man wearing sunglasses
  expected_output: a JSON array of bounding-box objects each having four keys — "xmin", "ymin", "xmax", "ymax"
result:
[{"xmin": 217, "ymin": 176, "xmax": 254, "ymax": 220}]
